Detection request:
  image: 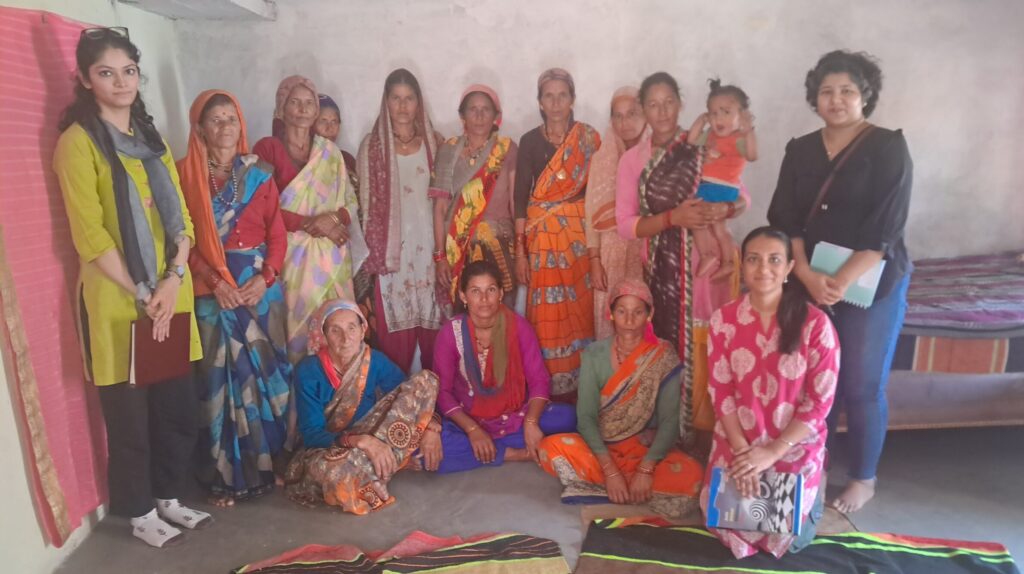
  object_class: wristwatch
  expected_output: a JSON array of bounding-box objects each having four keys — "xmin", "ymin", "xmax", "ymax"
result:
[{"xmin": 165, "ymin": 264, "xmax": 186, "ymax": 282}]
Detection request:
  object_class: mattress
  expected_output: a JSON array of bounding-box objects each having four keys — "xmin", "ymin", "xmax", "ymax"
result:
[{"xmin": 892, "ymin": 252, "xmax": 1024, "ymax": 374}]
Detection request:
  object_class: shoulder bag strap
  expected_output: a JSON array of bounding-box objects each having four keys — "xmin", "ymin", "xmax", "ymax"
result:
[{"xmin": 804, "ymin": 124, "xmax": 876, "ymax": 228}]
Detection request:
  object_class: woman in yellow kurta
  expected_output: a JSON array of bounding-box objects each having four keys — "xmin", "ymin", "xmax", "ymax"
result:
[{"xmin": 53, "ymin": 28, "xmax": 207, "ymax": 548}]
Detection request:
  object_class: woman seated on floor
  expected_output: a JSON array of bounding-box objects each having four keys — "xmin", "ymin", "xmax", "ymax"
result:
[
  {"xmin": 432, "ymin": 260, "xmax": 577, "ymax": 473},
  {"xmin": 538, "ymin": 280, "xmax": 704, "ymax": 517},
  {"xmin": 700, "ymin": 227, "xmax": 840, "ymax": 558},
  {"xmin": 284, "ymin": 299, "xmax": 442, "ymax": 515}
]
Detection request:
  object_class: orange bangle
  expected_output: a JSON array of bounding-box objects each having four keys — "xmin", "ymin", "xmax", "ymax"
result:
[{"xmin": 662, "ymin": 210, "xmax": 673, "ymax": 230}]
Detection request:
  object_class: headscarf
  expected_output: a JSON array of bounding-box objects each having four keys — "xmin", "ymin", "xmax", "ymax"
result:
[
  {"xmin": 459, "ymin": 83, "xmax": 502, "ymax": 128},
  {"xmin": 610, "ymin": 85, "xmax": 640, "ymax": 109},
  {"xmin": 177, "ymin": 89, "xmax": 249, "ymax": 293},
  {"xmin": 588, "ymin": 86, "xmax": 645, "ymax": 244},
  {"xmin": 306, "ymin": 298, "xmax": 367, "ymax": 355},
  {"xmin": 536, "ymin": 68, "xmax": 576, "ymax": 124},
  {"xmin": 318, "ymin": 93, "xmax": 340, "ymax": 113},
  {"xmin": 358, "ymin": 68, "xmax": 438, "ymax": 274},
  {"xmin": 271, "ymin": 75, "xmax": 319, "ymax": 139},
  {"xmin": 608, "ymin": 278, "xmax": 654, "ymax": 309},
  {"xmin": 608, "ymin": 278, "xmax": 658, "ymax": 344},
  {"xmin": 536, "ymin": 67, "xmax": 576, "ymax": 99}
]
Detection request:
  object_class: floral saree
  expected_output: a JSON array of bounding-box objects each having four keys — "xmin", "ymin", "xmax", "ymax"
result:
[
  {"xmin": 279, "ymin": 135, "xmax": 364, "ymax": 363},
  {"xmin": 285, "ymin": 346, "xmax": 438, "ymax": 515},
  {"xmin": 441, "ymin": 135, "xmax": 515, "ymax": 307}
]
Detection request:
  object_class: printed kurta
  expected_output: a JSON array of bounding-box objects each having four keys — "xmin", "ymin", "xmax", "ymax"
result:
[{"xmin": 701, "ymin": 295, "xmax": 840, "ymax": 558}]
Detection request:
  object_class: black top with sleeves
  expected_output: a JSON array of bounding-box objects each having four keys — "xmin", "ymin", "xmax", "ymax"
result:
[
  {"xmin": 767, "ymin": 126, "xmax": 913, "ymax": 299},
  {"xmin": 513, "ymin": 122, "xmax": 584, "ymax": 220}
]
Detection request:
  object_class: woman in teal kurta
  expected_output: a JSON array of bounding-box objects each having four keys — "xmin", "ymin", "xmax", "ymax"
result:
[{"xmin": 53, "ymin": 28, "xmax": 207, "ymax": 548}]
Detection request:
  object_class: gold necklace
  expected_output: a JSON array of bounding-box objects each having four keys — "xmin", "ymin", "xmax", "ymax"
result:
[{"xmin": 464, "ymin": 135, "xmax": 489, "ymax": 166}]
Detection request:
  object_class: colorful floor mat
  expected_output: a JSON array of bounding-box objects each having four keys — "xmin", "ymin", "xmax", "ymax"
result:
[
  {"xmin": 575, "ymin": 517, "xmax": 1019, "ymax": 573},
  {"xmin": 233, "ymin": 531, "xmax": 570, "ymax": 573}
]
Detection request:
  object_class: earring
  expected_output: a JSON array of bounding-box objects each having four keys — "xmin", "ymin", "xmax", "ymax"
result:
[{"xmin": 784, "ymin": 277, "xmax": 789, "ymax": 283}]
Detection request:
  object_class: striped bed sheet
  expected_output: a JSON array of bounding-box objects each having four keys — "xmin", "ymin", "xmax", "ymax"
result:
[{"xmin": 892, "ymin": 252, "xmax": 1024, "ymax": 374}]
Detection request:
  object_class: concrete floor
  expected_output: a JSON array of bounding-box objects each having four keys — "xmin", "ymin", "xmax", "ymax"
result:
[{"xmin": 55, "ymin": 426, "xmax": 1024, "ymax": 573}]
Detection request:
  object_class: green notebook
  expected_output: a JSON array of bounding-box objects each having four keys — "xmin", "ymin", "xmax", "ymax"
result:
[{"xmin": 809, "ymin": 241, "xmax": 886, "ymax": 308}]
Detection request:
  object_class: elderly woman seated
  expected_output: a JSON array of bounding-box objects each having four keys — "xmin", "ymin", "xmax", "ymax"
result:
[
  {"xmin": 284, "ymin": 299, "xmax": 441, "ymax": 515},
  {"xmin": 539, "ymin": 280, "xmax": 704, "ymax": 517},
  {"xmin": 432, "ymin": 260, "xmax": 577, "ymax": 473}
]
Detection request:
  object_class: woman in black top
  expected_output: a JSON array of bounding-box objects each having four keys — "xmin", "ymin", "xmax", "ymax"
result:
[{"xmin": 768, "ymin": 50, "xmax": 912, "ymax": 514}]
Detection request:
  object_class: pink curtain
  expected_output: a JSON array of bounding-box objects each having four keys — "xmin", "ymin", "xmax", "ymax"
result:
[{"xmin": 0, "ymin": 7, "xmax": 106, "ymax": 547}]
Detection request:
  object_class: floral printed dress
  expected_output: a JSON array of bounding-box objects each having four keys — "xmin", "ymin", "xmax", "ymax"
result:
[{"xmin": 700, "ymin": 295, "xmax": 840, "ymax": 558}]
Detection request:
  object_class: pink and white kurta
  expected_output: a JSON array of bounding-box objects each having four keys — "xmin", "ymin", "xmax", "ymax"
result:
[{"xmin": 700, "ymin": 294, "xmax": 840, "ymax": 558}]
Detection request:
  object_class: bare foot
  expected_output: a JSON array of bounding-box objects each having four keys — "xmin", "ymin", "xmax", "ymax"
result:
[
  {"xmin": 208, "ymin": 495, "xmax": 235, "ymax": 508},
  {"xmin": 710, "ymin": 260, "xmax": 735, "ymax": 281},
  {"xmin": 830, "ymin": 478, "xmax": 876, "ymax": 513},
  {"xmin": 370, "ymin": 480, "xmax": 391, "ymax": 501},
  {"xmin": 504, "ymin": 447, "xmax": 531, "ymax": 462},
  {"xmin": 696, "ymin": 255, "xmax": 719, "ymax": 278}
]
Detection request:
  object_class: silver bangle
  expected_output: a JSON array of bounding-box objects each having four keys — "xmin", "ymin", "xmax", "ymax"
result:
[{"xmin": 779, "ymin": 438, "xmax": 796, "ymax": 448}]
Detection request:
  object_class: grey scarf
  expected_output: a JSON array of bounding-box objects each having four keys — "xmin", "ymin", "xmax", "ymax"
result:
[{"xmin": 98, "ymin": 120, "xmax": 186, "ymax": 300}]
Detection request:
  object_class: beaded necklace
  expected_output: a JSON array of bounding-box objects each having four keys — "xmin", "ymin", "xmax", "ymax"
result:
[{"xmin": 208, "ymin": 159, "xmax": 240, "ymax": 206}]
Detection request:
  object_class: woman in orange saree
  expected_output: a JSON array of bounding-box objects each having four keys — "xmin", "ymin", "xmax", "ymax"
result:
[
  {"xmin": 539, "ymin": 280, "xmax": 703, "ymax": 518},
  {"xmin": 513, "ymin": 68, "xmax": 601, "ymax": 401}
]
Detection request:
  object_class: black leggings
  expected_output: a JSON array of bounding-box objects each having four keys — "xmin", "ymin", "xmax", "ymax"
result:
[{"xmin": 97, "ymin": 375, "xmax": 198, "ymax": 517}]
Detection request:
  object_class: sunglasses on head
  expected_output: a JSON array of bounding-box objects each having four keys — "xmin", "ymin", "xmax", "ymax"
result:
[{"xmin": 80, "ymin": 26, "xmax": 130, "ymax": 41}]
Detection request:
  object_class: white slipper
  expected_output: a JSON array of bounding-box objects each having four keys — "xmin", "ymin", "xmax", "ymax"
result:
[
  {"xmin": 130, "ymin": 509, "xmax": 184, "ymax": 548},
  {"xmin": 155, "ymin": 498, "xmax": 213, "ymax": 530}
]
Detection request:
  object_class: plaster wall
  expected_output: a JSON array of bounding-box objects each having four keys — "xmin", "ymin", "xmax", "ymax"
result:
[{"xmin": 175, "ymin": 0, "xmax": 1024, "ymax": 258}]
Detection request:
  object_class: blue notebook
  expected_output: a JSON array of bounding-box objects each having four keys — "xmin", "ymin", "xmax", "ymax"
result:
[
  {"xmin": 706, "ymin": 467, "xmax": 803, "ymax": 535},
  {"xmin": 809, "ymin": 241, "xmax": 886, "ymax": 308}
]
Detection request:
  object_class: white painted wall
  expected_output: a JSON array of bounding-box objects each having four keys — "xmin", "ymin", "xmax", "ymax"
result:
[
  {"xmin": 175, "ymin": 0, "xmax": 1024, "ymax": 258},
  {"xmin": 0, "ymin": 3, "xmax": 185, "ymax": 572}
]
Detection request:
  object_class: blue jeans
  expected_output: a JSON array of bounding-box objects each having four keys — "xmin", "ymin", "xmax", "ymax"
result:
[
  {"xmin": 826, "ymin": 273, "xmax": 910, "ymax": 480},
  {"xmin": 789, "ymin": 485, "xmax": 825, "ymax": 553}
]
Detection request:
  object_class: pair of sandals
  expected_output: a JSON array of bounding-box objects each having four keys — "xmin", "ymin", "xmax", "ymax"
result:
[{"xmin": 131, "ymin": 500, "xmax": 213, "ymax": 548}]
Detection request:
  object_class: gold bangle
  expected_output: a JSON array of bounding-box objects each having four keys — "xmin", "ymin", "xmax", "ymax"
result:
[
  {"xmin": 524, "ymin": 417, "xmax": 539, "ymax": 425},
  {"xmin": 637, "ymin": 463, "xmax": 656, "ymax": 475},
  {"xmin": 465, "ymin": 424, "xmax": 480, "ymax": 434}
]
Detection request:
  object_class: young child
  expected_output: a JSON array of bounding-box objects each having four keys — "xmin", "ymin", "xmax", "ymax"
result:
[{"xmin": 687, "ymin": 79, "xmax": 758, "ymax": 278}]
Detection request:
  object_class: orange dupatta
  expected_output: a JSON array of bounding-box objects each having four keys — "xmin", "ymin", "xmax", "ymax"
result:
[
  {"xmin": 598, "ymin": 339, "xmax": 679, "ymax": 443},
  {"xmin": 177, "ymin": 89, "xmax": 250, "ymax": 295}
]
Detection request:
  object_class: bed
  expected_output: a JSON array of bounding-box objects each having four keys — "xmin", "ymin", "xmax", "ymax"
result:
[{"xmin": 884, "ymin": 251, "xmax": 1024, "ymax": 429}]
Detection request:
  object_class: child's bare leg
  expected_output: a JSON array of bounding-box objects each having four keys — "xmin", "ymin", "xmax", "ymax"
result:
[
  {"xmin": 693, "ymin": 227, "xmax": 720, "ymax": 277},
  {"xmin": 710, "ymin": 220, "xmax": 736, "ymax": 281}
]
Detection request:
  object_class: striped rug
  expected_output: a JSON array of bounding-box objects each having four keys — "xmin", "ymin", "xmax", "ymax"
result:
[
  {"xmin": 575, "ymin": 518, "xmax": 1019, "ymax": 573},
  {"xmin": 233, "ymin": 531, "xmax": 569, "ymax": 573}
]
